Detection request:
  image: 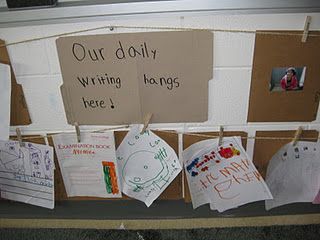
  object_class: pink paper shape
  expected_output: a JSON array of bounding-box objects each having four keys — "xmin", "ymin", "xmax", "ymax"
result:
[{"xmin": 313, "ymin": 190, "xmax": 320, "ymax": 204}]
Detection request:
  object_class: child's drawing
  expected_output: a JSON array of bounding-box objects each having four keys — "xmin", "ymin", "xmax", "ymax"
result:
[
  {"xmin": 116, "ymin": 125, "xmax": 182, "ymax": 207},
  {"xmin": 186, "ymin": 143, "xmax": 241, "ymax": 178},
  {"xmin": 265, "ymin": 141, "xmax": 320, "ymax": 210},
  {"xmin": 102, "ymin": 161, "xmax": 119, "ymax": 194},
  {"xmin": 26, "ymin": 143, "xmax": 45, "ymax": 178},
  {"xmin": 186, "ymin": 150, "xmax": 218, "ymax": 177},
  {"xmin": 44, "ymin": 150, "xmax": 53, "ymax": 179},
  {"xmin": 122, "ymin": 148, "xmax": 169, "ymax": 192},
  {"xmin": 183, "ymin": 137, "xmax": 272, "ymax": 212},
  {"xmin": 0, "ymin": 142, "xmax": 25, "ymax": 173},
  {"xmin": 218, "ymin": 144, "xmax": 240, "ymax": 159},
  {"xmin": 0, "ymin": 140, "xmax": 54, "ymax": 209}
]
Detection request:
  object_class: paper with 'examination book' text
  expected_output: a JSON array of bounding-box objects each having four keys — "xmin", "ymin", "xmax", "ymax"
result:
[{"xmin": 53, "ymin": 132, "xmax": 121, "ymax": 198}]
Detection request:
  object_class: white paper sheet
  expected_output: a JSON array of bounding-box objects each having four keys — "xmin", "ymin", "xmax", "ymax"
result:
[
  {"xmin": 183, "ymin": 136, "xmax": 272, "ymax": 212},
  {"xmin": 0, "ymin": 140, "xmax": 54, "ymax": 209},
  {"xmin": 182, "ymin": 138, "xmax": 213, "ymax": 209},
  {"xmin": 52, "ymin": 132, "xmax": 121, "ymax": 198},
  {"xmin": 116, "ymin": 125, "xmax": 182, "ymax": 207},
  {"xmin": 0, "ymin": 63, "xmax": 11, "ymax": 141},
  {"xmin": 265, "ymin": 141, "xmax": 320, "ymax": 210}
]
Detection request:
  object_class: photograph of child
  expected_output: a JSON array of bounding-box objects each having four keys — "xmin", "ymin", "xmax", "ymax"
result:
[
  {"xmin": 269, "ymin": 67, "xmax": 306, "ymax": 92},
  {"xmin": 280, "ymin": 67, "xmax": 298, "ymax": 90}
]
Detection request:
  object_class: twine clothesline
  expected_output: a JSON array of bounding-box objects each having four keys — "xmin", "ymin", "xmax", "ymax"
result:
[
  {"xmin": 9, "ymin": 126, "xmax": 319, "ymax": 142},
  {"xmin": 0, "ymin": 25, "xmax": 319, "ymax": 48},
  {"xmin": 3, "ymin": 24, "xmax": 319, "ymax": 142}
]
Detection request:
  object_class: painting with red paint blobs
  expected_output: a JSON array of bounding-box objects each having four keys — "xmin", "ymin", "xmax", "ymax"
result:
[{"xmin": 183, "ymin": 136, "xmax": 272, "ymax": 212}]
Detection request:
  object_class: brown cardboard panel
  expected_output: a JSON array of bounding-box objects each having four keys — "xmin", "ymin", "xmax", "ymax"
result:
[
  {"xmin": 9, "ymin": 135, "xmax": 45, "ymax": 144},
  {"xmin": 183, "ymin": 131, "xmax": 248, "ymax": 203},
  {"xmin": 253, "ymin": 130, "xmax": 318, "ymax": 178},
  {"xmin": 49, "ymin": 130, "xmax": 182, "ymax": 201},
  {"xmin": 0, "ymin": 39, "xmax": 31, "ymax": 125},
  {"xmin": 248, "ymin": 31, "xmax": 320, "ymax": 122},
  {"xmin": 56, "ymin": 31, "xmax": 213, "ymax": 124},
  {"xmin": 47, "ymin": 135, "xmax": 69, "ymax": 201}
]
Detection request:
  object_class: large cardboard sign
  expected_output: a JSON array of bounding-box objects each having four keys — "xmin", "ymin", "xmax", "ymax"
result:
[{"xmin": 56, "ymin": 31, "xmax": 213, "ymax": 125}]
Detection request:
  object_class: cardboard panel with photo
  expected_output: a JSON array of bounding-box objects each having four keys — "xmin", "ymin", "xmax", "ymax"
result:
[
  {"xmin": 0, "ymin": 39, "xmax": 31, "ymax": 126},
  {"xmin": 56, "ymin": 31, "xmax": 213, "ymax": 125},
  {"xmin": 248, "ymin": 31, "xmax": 320, "ymax": 122}
]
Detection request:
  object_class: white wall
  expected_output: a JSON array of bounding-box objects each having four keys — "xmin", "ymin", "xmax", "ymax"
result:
[{"xmin": 0, "ymin": 10, "xmax": 320, "ymax": 157}]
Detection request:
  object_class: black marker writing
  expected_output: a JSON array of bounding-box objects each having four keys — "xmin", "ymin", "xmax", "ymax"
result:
[
  {"xmin": 115, "ymin": 41, "xmax": 157, "ymax": 60},
  {"xmin": 72, "ymin": 42, "xmax": 105, "ymax": 62},
  {"xmin": 110, "ymin": 98, "xmax": 115, "ymax": 109},
  {"xmin": 77, "ymin": 73, "xmax": 121, "ymax": 89},
  {"xmin": 143, "ymin": 74, "xmax": 180, "ymax": 90}
]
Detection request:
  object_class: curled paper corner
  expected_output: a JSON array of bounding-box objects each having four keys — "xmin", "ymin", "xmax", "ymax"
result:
[{"xmin": 118, "ymin": 222, "xmax": 126, "ymax": 230}]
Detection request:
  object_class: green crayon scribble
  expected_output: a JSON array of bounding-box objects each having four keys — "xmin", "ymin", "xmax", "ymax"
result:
[{"xmin": 103, "ymin": 165, "xmax": 112, "ymax": 194}]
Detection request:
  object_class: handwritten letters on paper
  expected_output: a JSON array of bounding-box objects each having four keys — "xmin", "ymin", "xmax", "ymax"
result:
[
  {"xmin": 116, "ymin": 126, "xmax": 182, "ymax": 207},
  {"xmin": 56, "ymin": 31, "xmax": 213, "ymax": 124},
  {"xmin": 183, "ymin": 137, "xmax": 272, "ymax": 212},
  {"xmin": 265, "ymin": 141, "xmax": 320, "ymax": 210},
  {"xmin": 53, "ymin": 132, "xmax": 121, "ymax": 198}
]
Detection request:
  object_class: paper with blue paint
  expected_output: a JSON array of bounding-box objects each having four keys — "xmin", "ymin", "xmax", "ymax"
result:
[
  {"xmin": 0, "ymin": 63, "xmax": 11, "ymax": 141},
  {"xmin": 183, "ymin": 137, "xmax": 272, "ymax": 212},
  {"xmin": 0, "ymin": 140, "xmax": 54, "ymax": 209},
  {"xmin": 116, "ymin": 125, "xmax": 182, "ymax": 207}
]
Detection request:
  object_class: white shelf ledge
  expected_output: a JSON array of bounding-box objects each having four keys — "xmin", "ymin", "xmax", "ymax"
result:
[{"xmin": 0, "ymin": 0, "xmax": 320, "ymax": 27}]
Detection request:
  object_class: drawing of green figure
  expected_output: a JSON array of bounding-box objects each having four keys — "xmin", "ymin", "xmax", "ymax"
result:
[
  {"xmin": 122, "ymin": 147, "xmax": 170, "ymax": 192},
  {"xmin": 102, "ymin": 161, "xmax": 119, "ymax": 194},
  {"xmin": 103, "ymin": 164, "xmax": 113, "ymax": 194}
]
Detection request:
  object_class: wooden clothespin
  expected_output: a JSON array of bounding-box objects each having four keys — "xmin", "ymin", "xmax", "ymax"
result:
[
  {"xmin": 292, "ymin": 126, "xmax": 303, "ymax": 146},
  {"xmin": 15, "ymin": 128, "xmax": 25, "ymax": 147},
  {"xmin": 141, "ymin": 113, "xmax": 153, "ymax": 134},
  {"xmin": 218, "ymin": 126, "xmax": 224, "ymax": 146},
  {"xmin": 302, "ymin": 16, "xmax": 311, "ymax": 43},
  {"xmin": 74, "ymin": 122, "xmax": 81, "ymax": 143}
]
